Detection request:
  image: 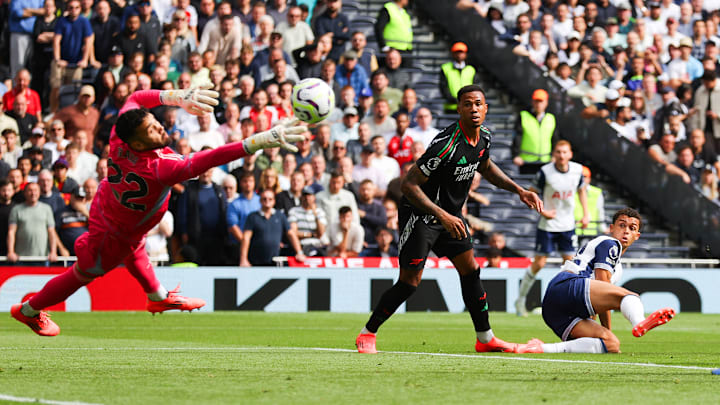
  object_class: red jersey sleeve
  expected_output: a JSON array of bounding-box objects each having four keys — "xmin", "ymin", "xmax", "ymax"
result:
[{"xmin": 156, "ymin": 142, "xmax": 250, "ymax": 185}]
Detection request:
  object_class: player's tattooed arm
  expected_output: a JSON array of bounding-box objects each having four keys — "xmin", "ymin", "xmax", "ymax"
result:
[
  {"xmin": 402, "ymin": 165, "xmax": 467, "ymax": 240},
  {"xmin": 479, "ymin": 159, "xmax": 544, "ymax": 213}
]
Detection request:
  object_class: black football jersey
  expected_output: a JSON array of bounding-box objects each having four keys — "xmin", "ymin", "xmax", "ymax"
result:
[{"xmin": 403, "ymin": 122, "xmax": 492, "ymax": 217}]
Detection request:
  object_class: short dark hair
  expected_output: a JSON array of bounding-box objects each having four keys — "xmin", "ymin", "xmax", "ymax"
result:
[
  {"xmin": 702, "ymin": 70, "xmax": 717, "ymax": 81},
  {"xmin": 0, "ymin": 179, "xmax": 11, "ymax": 189},
  {"xmin": 338, "ymin": 205, "xmax": 352, "ymax": 216},
  {"xmin": 330, "ymin": 170, "xmax": 344, "ymax": 179},
  {"xmin": 115, "ymin": 107, "xmax": 151, "ymax": 144},
  {"xmin": 612, "ymin": 207, "xmax": 642, "ymax": 230},
  {"xmin": 486, "ymin": 247, "xmax": 502, "ymax": 258},
  {"xmin": 457, "ymin": 84, "xmax": 486, "ymax": 103}
]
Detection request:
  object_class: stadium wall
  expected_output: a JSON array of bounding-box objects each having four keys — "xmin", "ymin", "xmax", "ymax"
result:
[{"xmin": 1, "ymin": 266, "xmax": 718, "ymax": 313}]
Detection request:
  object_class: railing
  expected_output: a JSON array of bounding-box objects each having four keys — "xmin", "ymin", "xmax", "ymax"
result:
[{"xmin": 0, "ymin": 255, "xmax": 170, "ymax": 267}]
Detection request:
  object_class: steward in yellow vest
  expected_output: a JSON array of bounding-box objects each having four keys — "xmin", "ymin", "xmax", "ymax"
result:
[
  {"xmin": 376, "ymin": 0, "xmax": 414, "ymax": 51},
  {"xmin": 512, "ymin": 89, "xmax": 557, "ymax": 174},
  {"xmin": 440, "ymin": 42, "xmax": 477, "ymax": 111},
  {"xmin": 574, "ymin": 166, "xmax": 605, "ymax": 236}
]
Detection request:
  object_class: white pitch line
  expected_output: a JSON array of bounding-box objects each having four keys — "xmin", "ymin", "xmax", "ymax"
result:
[
  {"xmin": 0, "ymin": 393, "xmax": 102, "ymax": 405},
  {"xmin": 0, "ymin": 346, "xmax": 713, "ymax": 372}
]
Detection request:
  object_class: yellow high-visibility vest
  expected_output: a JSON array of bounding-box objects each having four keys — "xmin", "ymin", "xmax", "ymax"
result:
[
  {"xmin": 575, "ymin": 184, "xmax": 603, "ymax": 236},
  {"xmin": 441, "ymin": 62, "xmax": 476, "ymax": 110},
  {"xmin": 383, "ymin": 2, "xmax": 413, "ymax": 51},
  {"xmin": 518, "ymin": 110, "xmax": 555, "ymax": 163}
]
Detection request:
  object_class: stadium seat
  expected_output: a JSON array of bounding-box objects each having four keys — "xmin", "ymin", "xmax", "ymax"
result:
[{"xmin": 58, "ymin": 83, "xmax": 81, "ymax": 109}]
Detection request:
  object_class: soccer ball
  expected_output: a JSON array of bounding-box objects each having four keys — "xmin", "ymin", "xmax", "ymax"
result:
[{"xmin": 291, "ymin": 78, "xmax": 335, "ymax": 124}]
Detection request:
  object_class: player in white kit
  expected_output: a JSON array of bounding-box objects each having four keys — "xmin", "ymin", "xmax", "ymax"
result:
[{"xmin": 515, "ymin": 140, "xmax": 589, "ymax": 316}]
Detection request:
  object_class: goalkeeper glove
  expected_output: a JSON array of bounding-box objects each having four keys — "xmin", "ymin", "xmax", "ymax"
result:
[
  {"xmin": 160, "ymin": 82, "xmax": 219, "ymax": 116},
  {"xmin": 243, "ymin": 117, "xmax": 308, "ymax": 154}
]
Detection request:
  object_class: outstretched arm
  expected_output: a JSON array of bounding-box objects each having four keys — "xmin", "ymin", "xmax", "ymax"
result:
[{"xmin": 478, "ymin": 159, "xmax": 543, "ymax": 213}]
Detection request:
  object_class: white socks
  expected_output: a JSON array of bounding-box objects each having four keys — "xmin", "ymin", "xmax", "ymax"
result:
[
  {"xmin": 620, "ymin": 294, "xmax": 645, "ymax": 326},
  {"xmin": 147, "ymin": 285, "xmax": 169, "ymax": 302},
  {"xmin": 541, "ymin": 338, "xmax": 606, "ymax": 353},
  {"xmin": 476, "ymin": 329, "xmax": 494, "ymax": 344},
  {"xmin": 21, "ymin": 301, "xmax": 40, "ymax": 317},
  {"xmin": 518, "ymin": 268, "xmax": 536, "ymax": 299}
]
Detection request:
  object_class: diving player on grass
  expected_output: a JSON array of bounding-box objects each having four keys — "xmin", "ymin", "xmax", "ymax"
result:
[
  {"xmin": 11, "ymin": 85, "xmax": 307, "ymax": 336},
  {"xmin": 517, "ymin": 208, "xmax": 676, "ymax": 353},
  {"xmin": 355, "ymin": 84, "xmax": 545, "ymax": 354}
]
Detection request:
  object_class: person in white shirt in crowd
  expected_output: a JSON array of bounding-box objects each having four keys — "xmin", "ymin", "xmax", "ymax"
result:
[
  {"xmin": 199, "ymin": 2, "xmax": 250, "ymax": 55},
  {"xmin": 288, "ymin": 186, "xmax": 327, "ymax": 257},
  {"xmin": 361, "ymin": 99, "xmax": 396, "ymax": 142},
  {"xmin": 323, "ymin": 205, "xmax": 364, "ymax": 258},
  {"xmin": 501, "ymin": 0, "xmax": 529, "ymax": 30},
  {"xmin": 146, "ymin": 210, "xmax": 174, "ymax": 265},
  {"xmin": 72, "ymin": 130, "xmax": 98, "ymax": 179},
  {"xmin": 369, "ymin": 134, "xmax": 400, "ymax": 181},
  {"xmin": 660, "ymin": 0, "xmax": 681, "ymax": 22},
  {"xmin": 407, "ymin": 108, "xmax": 438, "ymax": 149},
  {"xmin": 311, "ymin": 154, "xmax": 331, "ymax": 190},
  {"xmin": 275, "ymin": 5, "xmax": 314, "ymax": 64},
  {"xmin": 644, "ymin": 1, "xmax": 668, "ymax": 37},
  {"xmin": 609, "ymin": 97, "xmax": 642, "ymax": 144},
  {"xmin": 278, "ymin": 153, "xmax": 296, "ymax": 191},
  {"xmin": 167, "ymin": 0, "xmax": 199, "ymax": 40},
  {"xmin": 330, "ymin": 107, "xmax": 360, "ymax": 145},
  {"xmin": 44, "ymin": 120, "xmax": 69, "ymax": 164},
  {"xmin": 64, "ymin": 142, "xmax": 92, "ymax": 185},
  {"xmin": 316, "ymin": 171, "xmax": 360, "ymax": 229},
  {"xmin": 568, "ymin": 65, "xmax": 609, "ymax": 106},
  {"xmin": 352, "ymin": 145, "xmax": 387, "ymax": 197},
  {"xmin": 189, "ymin": 113, "xmax": 226, "ymax": 151}
]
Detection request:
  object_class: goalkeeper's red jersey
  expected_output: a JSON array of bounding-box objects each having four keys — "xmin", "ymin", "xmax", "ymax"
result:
[{"xmin": 90, "ymin": 90, "xmax": 249, "ymax": 240}]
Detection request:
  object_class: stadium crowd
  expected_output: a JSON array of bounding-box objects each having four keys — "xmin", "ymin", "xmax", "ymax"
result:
[
  {"xmin": 0, "ymin": 0, "xmax": 463, "ymax": 266},
  {"xmin": 479, "ymin": 0, "xmax": 720, "ymax": 200}
]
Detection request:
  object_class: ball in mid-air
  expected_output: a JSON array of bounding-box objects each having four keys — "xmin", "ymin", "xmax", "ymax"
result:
[{"xmin": 291, "ymin": 78, "xmax": 335, "ymax": 124}]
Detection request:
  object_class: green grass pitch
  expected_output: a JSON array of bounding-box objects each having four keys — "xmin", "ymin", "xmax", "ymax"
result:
[{"xmin": 1, "ymin": 311, "xmax": 718, "ymax": 404}]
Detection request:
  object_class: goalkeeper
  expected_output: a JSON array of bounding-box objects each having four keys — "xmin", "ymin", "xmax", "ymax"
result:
[{"xmin": 11, "ymin": 86, "xmax": 307, "ymax": 337}]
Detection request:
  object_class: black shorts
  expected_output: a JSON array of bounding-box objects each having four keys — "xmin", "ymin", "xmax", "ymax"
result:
[{"xmin": 398, "ymin": 204, "xmax": 473, "ymax": 270}]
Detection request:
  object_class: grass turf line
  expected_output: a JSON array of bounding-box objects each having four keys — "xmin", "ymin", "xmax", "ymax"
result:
[{"xmin": 1, "ymin": 312, "xmax": 718, "ymax": 404}]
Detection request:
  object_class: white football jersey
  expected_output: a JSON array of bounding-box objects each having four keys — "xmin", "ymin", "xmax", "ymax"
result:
[
  {"xmin": 535, "ymin": 161, "xmax": 585, "ymax": 232},
  {"xmin": 560, "ymin": 235, "xmax": 624, "ymax": 285}
]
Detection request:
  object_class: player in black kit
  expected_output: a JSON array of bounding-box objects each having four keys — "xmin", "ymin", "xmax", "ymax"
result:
[{"xmin": 356, "ymin": 85, "xmax": 544, "ymax": 354}]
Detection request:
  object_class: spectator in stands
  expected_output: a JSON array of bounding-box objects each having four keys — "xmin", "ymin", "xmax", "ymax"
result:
[
  {"xmin": 514, "ymin": 30, "xmax": 551, "ymax": 67},
  {"xmin": 648, "ymin": 132, "xmax": 691, "ymax": 183},
  {"xmin": 276, "ymin": 5, "xmax": 314, "ymax": 63},
  {"xmin": 197, "ymin": 0, "xmax": 216, "ymax": 37},
  {"xmin": 353, "ymin": 144, "xmax": 387, "ymax": 195},
  {"xmin": 324, "ymin": 205, "xmax": 364, "ymax": 258},
  {"xmin": 358, "ymin": 87, "xmax": 374, "ymax": 119},
  {"xmin": 485, "ymin": 232, "xmax": 522, "ymax": 258},
  {"xmin": 167, "ymin": 0, "xmax": 199, "ymax": 40},
  {"xmin": 610, "ymin": 97, "xmax": 643, "ymax": 144},
  {"xmin": 251, "ymin": 15, "xmax": 275, "ymax": 52},
  {"xmin": 688, "ymin": 129, "xmax": 720, "ymax": 174},
  {"xmin": 392, "ymin": 88, "xmax": 419, "ymax": 126},
  {"xmin": 9, "ymin": 0, "xmax": 44, "ymax": 77},
  {"xmin": 8, "ymin": 94, "xmax": 37, "ymax": 143},
  {"xmin": 6, "ymin": 182, "xmax": 58, "ymax": 263},
  {"xmin": 241, "ymin": 189, "xmax": 303, "ymax": 265},
  {"xmin": 178, "ymin": 167, "xmax": 228, "ymax": 265},
  {"xmin": 370, "ymin": 69, "xmax": 402, "ymax": 114},
  {"xmin": 335, "ymin": 50, "xmax": 370, "ymax": 101},
  {"xmin": 188, "ymin": 113, "xmax": 224, "ymax": 152},
  {"xmin": 51, "ymin": 157, "xmax": 79, "ymax": 201},
  {"xmin": 582, "ymin": 88, "xmax": 622, "ymax": 121},
  {"xmin": 375, "ymin": 0, "xmax": 413, "ymax": 57},
  {"xmin": 36, "ymin": 168, "xmax": 63, "ymax": 215},
  {"xmin": 222, "ymin": 175, "xmax": 239, "ymax": 203},
  {"xmin": 294, "ymin": 42, "xmax": 325, "ymax": 80},
  {"xmin": 54, "ymin": 85, "xmax": 100, "ymax": 146},
  {"xmin": 0, "ymin": 179, "xmax": 15, "ymax": 256},
  {"xmin": 347, "ymin": 31, "xmax": 379, "ymax": 75},
  {"xmin": 407, "ymin": 108, "xmax": 438, "ymax": 148},
  {"xmin": 227, "ymin": 170, "xmax": 260, "ymax": 255},
  {"xmin": 362, "ymin": 99, "xmax": 396, "ymax": 139},
  {"xmin": 512, "ymin": 89, "xmax": 557, "ymax": 175},
  {"xmin": 288, "ymin": 186, "xmax": 327, "ymax": 257},
  {"xmin": 0, "ymin": 102, "xmax": 20, "ymax": 139},
  {"xmin": 54, "ymin": 178, "xmax": 92, "ymax": 256},
  {"xmin": 574, "ymin": 166, "xmax": 605, "ymax": 237},
  {"xmin": 568, "ymin": 65, "xmax": 608, "ymax": 106},
  {"xmin": 113, "ymin": 11, "xmax": 155, "ymax": 68},
  {"xmin": 360, "ymin": 227, "xmax": 397, "ymax": 257},
  {"xmin": 200, "ymin": 14, "xmax": 243, "ymax": 66},
  {"xmin": 356, "ymin": 179, "xmax": 387, "ymax": 247},
  {"xmin": 166, "ymin": 18, "xmax": 194, "ymax": 70},
  {"xmin": 330, "ymin": 107, "xmax": 360, "ymax": 145},
  {"xmin": 0, "ymin": 145, "xmax": 10, "ymax": 180},
  {"xmin": 187, "ymin": 52, "xmax": 211, "ymax": 86},
  {"xmin": 2, "ymin": 129, "xmax": 22, "ymax": 169},
  {"xmin": 317, "ymin": 171, "xmax": 359, "ymax": 229},
  {"xmin": 687, "ymin": 71, "xmax": 720, "ymax": 152},
  {"xmin": 3, "ymin": 70, "xmax": 42, "ymax": 122},
  {"xmin": 440, "ymin": 42, "xmax": 478, "ymax": 112},
  {"xmin": 484, "ymin": 247, "xmax": 503, "ymax": 268},
  {"xmin": 346, "ymin": 122, "xmax": 371, "ymax": 164},
  {"xmin": 383, "ymin": 48, "xmax": 413, "ymax": 90},
  {"xmin": 314, "ymin": 0, "xmax": 350, "ymax": 61},
  {"xmin": 370, "ymin": 134, "xmax": 400, "ymax": 180},
  {"xmin": 276, "ymin": 170, "xmax": 305, "ymax": 214},
  {"xmin": 674, "ymin": 144, "xmax": 703, "ymax": 185},
  {"xmin": 25, "ymin": 130, "xmax": 52, "ymax": 170},
  {"xmin": 387, "ymin": 111, "xmax": 413, "ymax": 167}
]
